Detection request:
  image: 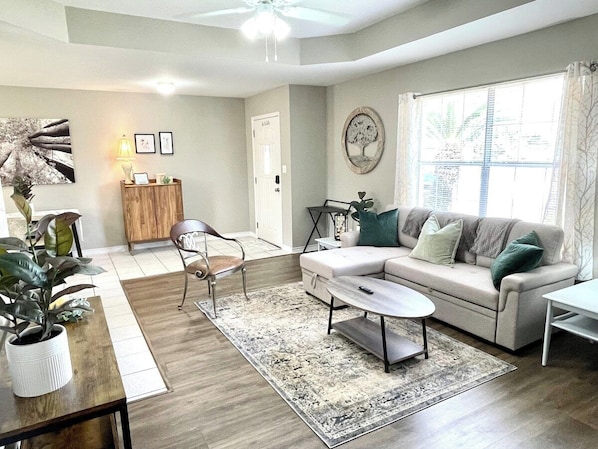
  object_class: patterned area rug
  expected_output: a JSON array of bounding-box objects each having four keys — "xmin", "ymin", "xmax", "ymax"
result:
[{"xmin": 194, "ymin": 282, "xmax": 516, "ymax": 448}]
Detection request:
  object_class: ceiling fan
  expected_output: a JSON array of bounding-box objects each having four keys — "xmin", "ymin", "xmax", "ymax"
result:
[{"xmin": 187, "ymin": 0, "xmax": 350, "ymax": 37}]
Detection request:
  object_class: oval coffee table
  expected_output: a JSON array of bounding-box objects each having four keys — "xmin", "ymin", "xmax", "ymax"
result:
[{"xmin": 326, "ymin": 276, "xmax": 436, "ymax": 373}]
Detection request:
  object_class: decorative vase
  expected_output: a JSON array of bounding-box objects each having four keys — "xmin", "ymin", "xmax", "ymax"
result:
[{"xmin": 5, "ymin": 324, "xmax": 73, "ymax": 397}]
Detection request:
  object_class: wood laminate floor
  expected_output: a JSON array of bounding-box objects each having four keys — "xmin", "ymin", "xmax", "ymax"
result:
[{"xmin": 123, "ymin": 254, "xmax": 598, "ymax": 449}]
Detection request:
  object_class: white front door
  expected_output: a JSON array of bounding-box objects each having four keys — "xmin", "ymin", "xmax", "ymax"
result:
[{"xmin": 252, "ymin": 113, "xmax": 283, "ymax": 247}]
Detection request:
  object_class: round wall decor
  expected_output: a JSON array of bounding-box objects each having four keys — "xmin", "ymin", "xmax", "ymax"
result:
[{"xmin": 341, "ymin": 106, "xmax": 385, "ymax": 174}]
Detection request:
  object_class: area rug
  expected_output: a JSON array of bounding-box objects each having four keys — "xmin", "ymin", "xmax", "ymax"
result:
[{"xmin": 194, "ymin": 282, "xmax": 516, "ymax": 448}]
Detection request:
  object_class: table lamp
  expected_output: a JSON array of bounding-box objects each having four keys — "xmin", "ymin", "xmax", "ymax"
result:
[{"xmin": 116, "ymin": 134, "xmax": 135, "ymax": 184}]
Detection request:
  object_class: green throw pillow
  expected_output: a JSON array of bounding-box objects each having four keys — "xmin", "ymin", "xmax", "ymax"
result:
[
  {"xmin": 357, "ymin": 209, "xmax": 399, "ymax": 247},
  {"xmin": 490, "ymin": 231, "xmax": 544, "ymax": 290},
  {"xmin": 409, "ymin": 215, "xmax": 463, "ymax": 265}
]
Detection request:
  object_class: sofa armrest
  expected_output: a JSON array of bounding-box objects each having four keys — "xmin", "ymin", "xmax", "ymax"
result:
[
  {"xmin": 340, "ymin": 230, "xmax": 359, "ymax": 247},
  {"xmin": 498, "ymin": 262, "xmax": 578, "ymax": 311}
]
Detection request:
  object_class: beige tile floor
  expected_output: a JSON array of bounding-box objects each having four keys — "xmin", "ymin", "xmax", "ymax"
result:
[{"xmin": 77, "ymin": 237, "xmax": 288, "ymax": 403}]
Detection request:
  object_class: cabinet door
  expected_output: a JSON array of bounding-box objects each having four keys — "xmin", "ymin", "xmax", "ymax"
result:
[
  {"xmin": 123, "ymin": 186, "xmax": 157, "ymax": 242},
  {"xmin": 153, "ymin": 183, "xmax": 184, "ymax": 239}
]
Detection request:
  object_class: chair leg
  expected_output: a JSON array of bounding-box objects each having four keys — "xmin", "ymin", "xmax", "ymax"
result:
[
  {"xmin": 241, "ymin": 267, "xmax": 249, "ymax": 301},
  {"xmin": 178, "ymin": 272, "xmax": 189, "ymax": 310},
  {"xmin": 210, "ymin": 279, "xmax": 217, "ymax": 318}
]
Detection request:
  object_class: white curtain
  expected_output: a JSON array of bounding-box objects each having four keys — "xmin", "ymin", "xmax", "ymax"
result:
[
  {"xmin": 548, "ymin": 61, "xmax": 598, "ymax": 280},
  {"xmin": 394, "ymin": 93, "xmax": 420, "ymax": 206}
]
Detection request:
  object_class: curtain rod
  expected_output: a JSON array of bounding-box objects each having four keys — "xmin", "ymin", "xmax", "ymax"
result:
[{"xmin": 412, "ymin": 70, "xmax": 566, "ymax": 99}]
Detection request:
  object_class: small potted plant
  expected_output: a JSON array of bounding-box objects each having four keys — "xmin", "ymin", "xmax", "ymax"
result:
[
  {"xmin": 0, "ymin": 176, "xmax": 105, "ymax": 397},
  {"xmin": 349, "ymin": 191, "xmax": 374, "ymax": 222}
]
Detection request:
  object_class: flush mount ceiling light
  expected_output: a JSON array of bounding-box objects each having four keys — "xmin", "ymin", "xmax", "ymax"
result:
[{"xmin": 156, "ymin": 82, "xmax": 175, "ymax": 95}]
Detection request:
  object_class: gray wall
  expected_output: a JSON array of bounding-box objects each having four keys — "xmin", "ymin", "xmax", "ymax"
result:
[
  {"xmin": 289, "ymin": 85, "xmax": 327, "ymax": 247},
  {"xmin": 244, "ymin": 85, "xmax": 327, "ymax": 250},
  {"xmin": 0, "ymin": 87, "xmax": 247, "ymax": 250},
  {"xmin": 326, "ymin": 14, "xmax": 598, "ymax": 212}
]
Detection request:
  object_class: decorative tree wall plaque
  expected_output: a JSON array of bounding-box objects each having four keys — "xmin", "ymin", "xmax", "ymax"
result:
[
  {"xmin": 0, "ymin": 118, "xmax": 75, "ymax": 185},
  {"xmin": 341, "ymin": 107, "xmax": 385, "ymax": 174}
]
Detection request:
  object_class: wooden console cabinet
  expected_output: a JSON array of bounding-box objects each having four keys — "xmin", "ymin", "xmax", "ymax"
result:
[{"xmin": 120, "ymin": 179, "xmax": 184, "ymax": 251}]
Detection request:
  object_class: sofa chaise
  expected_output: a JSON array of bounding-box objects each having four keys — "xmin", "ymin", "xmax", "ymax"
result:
[{"xmin": 300, "ymin": 206, "xmax": 578, "ymax": 351}]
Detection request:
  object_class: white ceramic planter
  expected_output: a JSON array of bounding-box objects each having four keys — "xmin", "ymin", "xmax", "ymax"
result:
[{"xmin": 5, "ymin": 324, "xmax": 73, "ymax": 397}]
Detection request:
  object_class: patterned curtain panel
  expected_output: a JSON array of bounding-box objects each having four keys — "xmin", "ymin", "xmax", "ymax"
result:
[
  {"xmin": 548, "ymin": 61, "xmax": 598, "ymax": 280},
  {"xmin": 394, "ymin": 93, "xmax": 420, "ymax": 206}
]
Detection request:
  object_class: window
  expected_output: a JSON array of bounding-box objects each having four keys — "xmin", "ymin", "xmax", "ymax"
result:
[{"xmin": 414, "ymin": 74, "xmax": 564, "ymax": 222}]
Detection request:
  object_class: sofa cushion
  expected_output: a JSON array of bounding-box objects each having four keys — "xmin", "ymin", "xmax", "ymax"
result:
[
  {"xmin": 490, "ymin": 231, "xmax": 544, "ymax": 289},
  {"xmin": 409, "ymin": 215, "xmax": 463, "ymax": 266},
  {"xmin": 385, "ymin": 256, "xmax": 500, "ymax": 310},
  {"xmin": 300, "ymin": 246, "xmax": 410, "ymax": 279},
  {"xmin": 358, "ymin": 209, "xmax": 399, "ymax": 247}
]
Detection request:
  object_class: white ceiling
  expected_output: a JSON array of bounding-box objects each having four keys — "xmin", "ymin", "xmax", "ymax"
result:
[{"xmin": 0, "ymin": 0, "xmax": 597, "ymax": 98}]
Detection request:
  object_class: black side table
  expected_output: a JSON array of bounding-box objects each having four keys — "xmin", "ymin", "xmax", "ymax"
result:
[{"xmin": 303, "ymin": 200, "xmax": 350, "ymax": 252}]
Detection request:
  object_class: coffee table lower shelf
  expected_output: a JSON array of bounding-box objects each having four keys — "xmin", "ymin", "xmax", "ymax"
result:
[{"xmin": 332, "ymin": 316, "xmax": 426, "ymax": 371}]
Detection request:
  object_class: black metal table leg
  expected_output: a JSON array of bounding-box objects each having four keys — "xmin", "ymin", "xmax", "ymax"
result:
[
  {"xmin": 72, "ymin": 221, "xmax": 83, "ymax": 257},
  {"xmin": 422, "ymin": 318, "xmax": 429, "ymax": 359},
  {"xmin": 120, "ymin": 403, "xmax": 133, "ymax": 449},
  {"xmin": 380, "ymin": 316, "xmax": 389, "ymax": 373},
  {"xmin": 327, "ymin": 296, "xmax": 335, "ymax": 334},
  {"xmin": 303, "ymin": 211, "xmax": 324, "ymax": 253}
]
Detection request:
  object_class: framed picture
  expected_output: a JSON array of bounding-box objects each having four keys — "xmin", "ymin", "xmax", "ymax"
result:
[
  {"xmin": 134, "ymin": 134, "xmax": 156, "ymax": 154},
  {"xmin": 133, "ymin": 172, "xmax": 149, "ymax": 185},
  {"xmin": 159, "ymin": 132, "xmax": 174, "ymax": 155}
]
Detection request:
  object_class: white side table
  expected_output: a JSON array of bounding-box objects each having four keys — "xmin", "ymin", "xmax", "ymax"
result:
[
  {"xmin": 542, "ymin": 279, "xmax": 598, "ymax": 366},
  {"xmin": 315, "ymin": 236, "xmax": 341, "ymax": 251}
]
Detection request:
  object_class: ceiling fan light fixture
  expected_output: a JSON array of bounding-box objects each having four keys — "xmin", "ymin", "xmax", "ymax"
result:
[
  {"xmin": 273, "ymin": 16, "xmax": 290, "ymax": 40},
  {"xmin": 241, "ymin": 17, "xmax": 258, "ymax": 39}
]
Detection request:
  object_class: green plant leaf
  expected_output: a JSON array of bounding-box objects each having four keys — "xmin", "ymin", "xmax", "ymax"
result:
[
  {"xmin": 55, "ymin": 212, "xmax": 81, "ymax": 227},
  {"xmin": 44, "ymin": 218, "xmax": 74, "ymax": 257},
  {"xmin": 0, "ymin": 237, "xmax": 30, "ymax": 251},
  {"xmin": 4, "ymin": 300, "xmax": 44, "ymax": 324},
  {"xmin": 51, "ymin": 283, "xmax": 97, "ymax": 302},
  {"xmin": 10, "ymin": 193, "xmax": 32, "ymax": 224},
  {"xmin": 0, "ymin": 253, "xmax": 47, "ymax": 287}
]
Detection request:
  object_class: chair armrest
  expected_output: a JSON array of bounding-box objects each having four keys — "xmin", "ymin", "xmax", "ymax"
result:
[
  {"xmin": 340, "ymin": 230, "xmax": 359, "ymax": 247},
  {"xmin": 223, "ymin": 237, "xmax": 246, "ymax": 260}
]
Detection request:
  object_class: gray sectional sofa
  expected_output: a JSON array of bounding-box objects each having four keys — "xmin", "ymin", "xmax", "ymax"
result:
[{"xmin": 300, "ymin": 205, "xmax": 579, "ymax": 351}]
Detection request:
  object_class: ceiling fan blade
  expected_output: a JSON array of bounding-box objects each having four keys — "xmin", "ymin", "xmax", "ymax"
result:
[
  {"xmin": 185, "ymin": 7, "xmax": 254, "ymax": 19},
  {"xmin": 280, "ymin": 6, "xmax": 351, "ymax": 26}
]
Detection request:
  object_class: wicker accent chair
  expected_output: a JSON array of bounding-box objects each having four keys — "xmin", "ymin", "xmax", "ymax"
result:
[{"xmin": 170, "ymin": 219, "xmax": 249, "ymax": 317}]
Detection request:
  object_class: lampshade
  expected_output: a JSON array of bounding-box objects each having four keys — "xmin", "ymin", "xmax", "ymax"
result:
[{"xmin": 116, "ymin": 135, "xmax": 134, "ymax": 161}]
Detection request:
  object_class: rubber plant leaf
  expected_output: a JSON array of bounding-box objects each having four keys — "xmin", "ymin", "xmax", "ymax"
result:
[
  {"xmin": 0, "ymin": 237, "xmax": 30, "ymax": 252},
  {"xmin": 44, "ymin": 218, "xmax": 74, "ymax": 257},
  {"xmin": 10, "ymin": 193, "xmax": 32, "ymax": 223},
  {"xmin": 0, "ymin": 253, "xmax": 47, "ymax": 288},
  {"xmin": 51, "ymin": 283, "xmax": 97, "ymax": 302},
  {"xmin": 4, "ymin": 299, "xmax": 44, "ymax": 324}
]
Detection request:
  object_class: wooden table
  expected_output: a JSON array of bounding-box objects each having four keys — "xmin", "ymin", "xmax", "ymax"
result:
[
  {"xmin": 0, "ymin": 297, "xmax": 132, "ymax": 449},
  {"xmin": 542, "ymin": 279, "xmax": 598, "ymax": 366},
  {"xmin": 327, "ymin": 276, "xmax": 436, "ymax": 372}
]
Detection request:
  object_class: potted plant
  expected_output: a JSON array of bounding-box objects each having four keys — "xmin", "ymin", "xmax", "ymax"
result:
[
  {"xmin": 0, "ymin": 176, "xmax": 105, "ymax": 397},
  {"xmin": 349, "ymin": 191, "xmax": 374, "ymax": 222}
]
